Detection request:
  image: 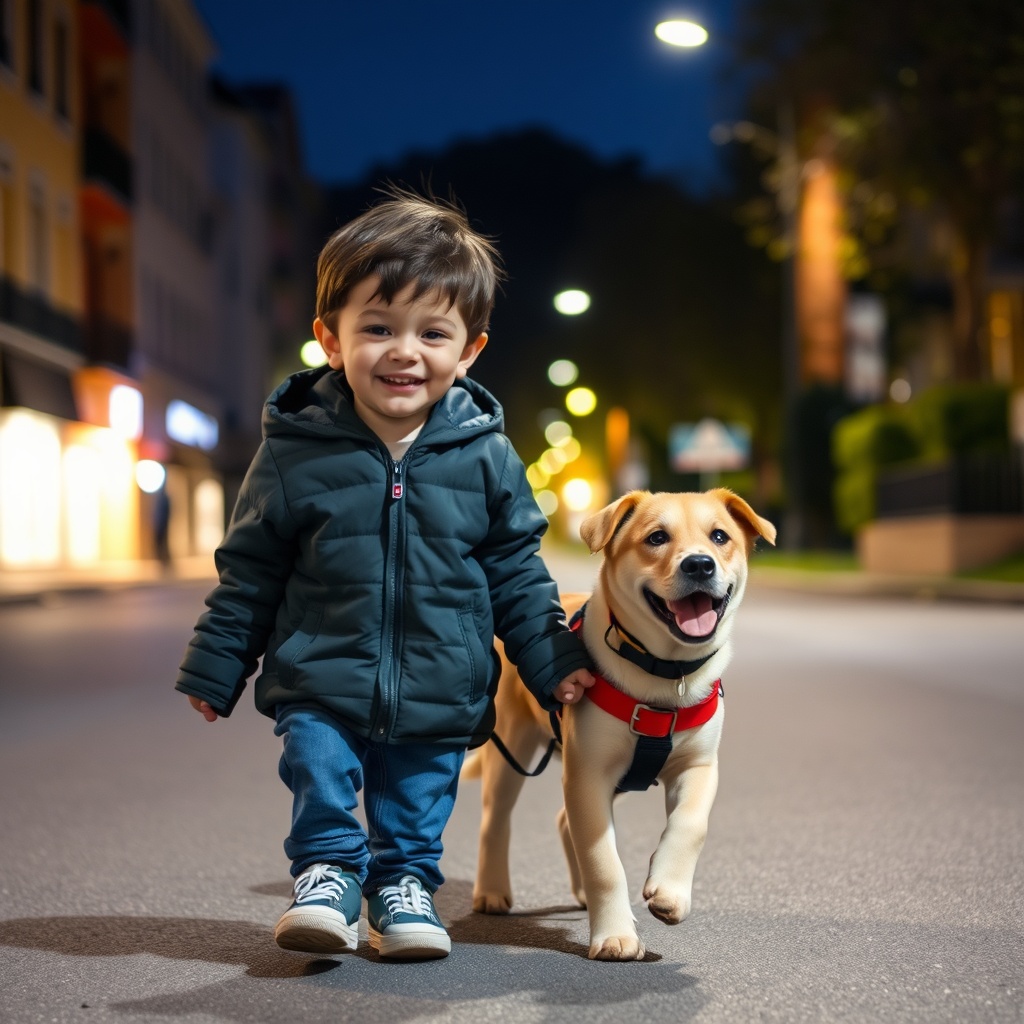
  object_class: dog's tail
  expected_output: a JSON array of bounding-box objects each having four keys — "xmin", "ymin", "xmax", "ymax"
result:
[{"xmin": 461, "ymin": 748, "xmax": 483, "ymax": 780}]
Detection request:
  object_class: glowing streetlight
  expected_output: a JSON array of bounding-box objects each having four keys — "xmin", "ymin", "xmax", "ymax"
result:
[
  {"xmin": 562, "ymin": 478, "xmax": 594, "ymax": 513},
  {"xmin": 300, "ymin": 339, "xmax": 328, "ymax": 367},
  {"xmin": 654, "ymin": 19, "xmax": 708, "ymax": 48},
  {"xmin": 565, "ymin": 387, "xmax": 597, "ymax": 417},
  {"xmin": 547, "ymin": 359, "xmax": 579, "ymax": 386},
  {"xmin": 553, "ymin": 289, "xmax": 591, "ymax": 316},
  {"xmin": 135, "ymin": 459, "xmax": 167, "ymax": 494}
]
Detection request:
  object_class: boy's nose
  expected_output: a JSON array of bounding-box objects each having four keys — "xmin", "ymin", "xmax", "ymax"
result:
[{"xmin": 390, "ymin": 332, "xmax": 418, "ymax": 358}]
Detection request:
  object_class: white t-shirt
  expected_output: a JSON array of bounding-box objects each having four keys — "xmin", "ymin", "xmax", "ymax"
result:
[{"xmin": 385, "ymin": 425, "xmax": 423, "ymax": 462}]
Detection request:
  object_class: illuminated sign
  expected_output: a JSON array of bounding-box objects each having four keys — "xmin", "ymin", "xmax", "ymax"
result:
[{"xmin": 166, "ymin": 400, "xmax": 218, "ymax": 450}]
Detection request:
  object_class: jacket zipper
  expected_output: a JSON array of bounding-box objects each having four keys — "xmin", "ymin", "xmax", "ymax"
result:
[{"xmin": 373, "ymin": 456, "xmax": 407, "ymax": 739}]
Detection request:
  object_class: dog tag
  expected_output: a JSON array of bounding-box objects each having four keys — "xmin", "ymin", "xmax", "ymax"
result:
[{"xmin": 676, "ymin": 679, "xmax": 686, "ymax": 698}]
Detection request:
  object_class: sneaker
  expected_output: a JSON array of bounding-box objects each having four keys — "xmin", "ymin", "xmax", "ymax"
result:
[
  {"xmin": 366, "ymin": 875, "xmax": 451, "ymax": 959},
  {"xmin": 274, "ymin": 863, "xmax": 361, "ymax": 954}
]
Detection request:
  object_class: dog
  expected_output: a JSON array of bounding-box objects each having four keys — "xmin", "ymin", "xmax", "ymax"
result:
[{"xmin": 463, "ymin": 488, "xmax": 776, "ymax": 960}]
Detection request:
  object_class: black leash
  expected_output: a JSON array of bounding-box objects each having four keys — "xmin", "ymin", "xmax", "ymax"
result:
[{"xmin": 488, "ymin": 710, "xmax": 563, "ymax": 777}]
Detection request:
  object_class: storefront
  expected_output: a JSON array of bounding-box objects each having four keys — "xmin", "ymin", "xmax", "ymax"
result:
[{"xmin": 0, "ymin": 364, "xmax": 225, "ymax": 571}]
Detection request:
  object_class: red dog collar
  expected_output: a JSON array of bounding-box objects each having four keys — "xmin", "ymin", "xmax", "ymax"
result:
[
  {"xmin": 586, "ymin": 673, "xmax": 722, "ymax": 737},
  {"xmin": 569, "ymin": 603, "xmax": 722, "ymax": 737}
]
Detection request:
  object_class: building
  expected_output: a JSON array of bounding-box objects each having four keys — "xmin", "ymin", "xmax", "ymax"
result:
[
  {"xmin": 1, "ymin": 0, "xmax": 306, "ymax": 576},
  {"xmin": 0, "ymin": 0, "xmax": 127, "ymax": 570}
]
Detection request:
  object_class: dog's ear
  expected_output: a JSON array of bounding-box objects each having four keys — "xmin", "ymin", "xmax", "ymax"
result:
[
  {"xmin": 711, "ymin": 488, "xmax": 777, "ymax": 549},
  {"xmin": 580, "ymin": 491, "xmax": 647, "ymax": 553}
]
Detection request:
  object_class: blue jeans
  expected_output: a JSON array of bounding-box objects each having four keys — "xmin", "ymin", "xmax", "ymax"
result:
[{"xmin": 273, "ymin": 704, "xmax": 465, "ymax": 894}]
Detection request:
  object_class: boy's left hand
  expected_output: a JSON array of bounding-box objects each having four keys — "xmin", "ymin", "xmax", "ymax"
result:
[{"xmin": 553, "ymin": 668, "xmax": 595, "ymax": 705}]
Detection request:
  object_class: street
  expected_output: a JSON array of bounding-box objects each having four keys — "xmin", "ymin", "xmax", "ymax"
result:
[{"xmin": 1, "ymin": 554, "xmax": 1023, "ymax": 1024}]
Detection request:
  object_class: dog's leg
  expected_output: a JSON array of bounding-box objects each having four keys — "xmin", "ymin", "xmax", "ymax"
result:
[
  {"xmin": 562, "ymin": 713, "xmax": 645, "ymax": 961},
  {"xmin": 555, "ymin": 805, "xmax": 586, "ymax": 906},
  {"xmin": 642, "ymin": 760, "xmax": 719, "ymax": 924},
  {"xmin": 473, "ymin": 727, "xmax": 547, "ymax": 914}
]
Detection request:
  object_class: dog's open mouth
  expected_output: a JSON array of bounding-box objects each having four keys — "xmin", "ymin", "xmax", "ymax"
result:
[{"xmin": 644, "ymin": 586, "xmax": 732, "ymax": 643}]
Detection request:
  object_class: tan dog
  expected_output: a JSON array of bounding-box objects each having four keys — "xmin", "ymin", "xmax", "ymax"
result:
[{"xmin": 463, "ymin": 488, "xmax": 775, "ymax": 960}]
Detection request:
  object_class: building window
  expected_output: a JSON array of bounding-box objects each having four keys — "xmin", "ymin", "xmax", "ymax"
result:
[
  {"xmin": 53, "ymin": 15, "xmax": 69, "ymax": 120},
  {"xmin": 27, "ymin": 0, "xmax": 44, "ymax": 97},
  {"xmin": 0, "ymin": 0, "xmax": 13, "ymax": 71},
  {"xmin": 28, "ymin": 175, "xmax": 49, "ymax": 293}
]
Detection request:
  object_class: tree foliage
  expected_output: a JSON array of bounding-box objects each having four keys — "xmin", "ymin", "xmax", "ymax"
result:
[{"xmin": 736, "ymin": 0, "xmax": 1024, "ymax": 378}]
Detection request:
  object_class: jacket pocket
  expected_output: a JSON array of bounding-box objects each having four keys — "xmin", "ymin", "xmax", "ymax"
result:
[
  {"xmin": 275, "ymin": 604, "xmax": 324, "ymax": 690},
  {"xmin": 457, "ymin": 606, "xmax": 490, "ymax": 704}
]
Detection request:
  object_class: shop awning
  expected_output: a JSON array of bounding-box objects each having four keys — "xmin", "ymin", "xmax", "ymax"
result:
[{"xmin": 1, "ymin": 351, "xmax": 79, "ymax": 421}]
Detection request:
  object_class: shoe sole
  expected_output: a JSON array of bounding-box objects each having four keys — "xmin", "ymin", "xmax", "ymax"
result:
[
  {"xmin": 275, "ymin": 907, "xmax": 359, "ymax": 954},
  {"xmin": 368, "ymin": 925, "xmax": 450, "ymax": 960}
]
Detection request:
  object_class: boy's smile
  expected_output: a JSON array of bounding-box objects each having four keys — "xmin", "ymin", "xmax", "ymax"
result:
[{"xmin": 314, "ymin": 275, "xmax": 487, "ymax": 444}]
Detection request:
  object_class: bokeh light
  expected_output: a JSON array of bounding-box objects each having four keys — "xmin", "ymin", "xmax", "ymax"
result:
[
  {"xmin": 565, "ymin": 387, "xmax": 597, "ymax": 417},
  {"xmin": 300, "ymin": 340, "xmax": 328, "ymax": 367},
  {"xmin": 135, "ymin": 459, "xmax": 167, "ymax": 493},
  {"xmin": 553, "ymin": 290, "xmax": 591, "ymax": 316},
  {"xmin": 547, "ymin": 359, "xmax": 579, "ymax": 387},
  {"xmin": 655, "ymin": 20, "xmax": 708, "ymax": 47},
  {"xmin": 561, "ymin": 478, "xmax": 594, "ymax": 512}
]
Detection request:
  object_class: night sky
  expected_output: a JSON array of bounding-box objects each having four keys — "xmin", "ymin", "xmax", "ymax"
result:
[{"xmin": 192, "ymin": 0, "xmax": 746, "ymax": 190}]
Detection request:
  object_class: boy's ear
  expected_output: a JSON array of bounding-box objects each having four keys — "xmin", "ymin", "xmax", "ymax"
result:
[
  {"xmin": 313, "ymin": 317, "xmax": 344, "ymax": 370},
  {"xmin": 455, "ymin": 333, "xmax": 488, "ymax": 378}
]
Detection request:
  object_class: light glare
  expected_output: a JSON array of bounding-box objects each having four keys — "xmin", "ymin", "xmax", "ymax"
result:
[
  {"xmin": 547, "ymin": 359, "xmax": 579, "ymax": 387},
  {"xmin": 565, "ymin": 387, "xmax": 597, "ymax": 417},
  {"xmin": 301, "ymin": 340, "xmax": 328, "ymax": 367},
  {"xmin": 562, "ymin": 478, "xmax": 594, "ymax": 513},
  {"xmin": 553, "ymin": 290, "xmax": 591, "ymax": 316},
  {"xmin": 655, "ymin": 20, "xmax": 709, "ymax": 47},
  {"xmin": 136, "ymin": 459, "xmax": 167, "ymax": 494}
]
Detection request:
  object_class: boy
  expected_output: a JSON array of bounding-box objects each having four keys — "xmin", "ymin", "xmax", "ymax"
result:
[{"xmin": 176, "ymin": 189, "xmax": 593, "ymax": 961}]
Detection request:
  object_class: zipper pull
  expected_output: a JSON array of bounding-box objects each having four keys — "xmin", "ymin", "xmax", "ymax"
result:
[{"xmin": 391, "ymin": 461, "xmax": 404, "ymax": 500}]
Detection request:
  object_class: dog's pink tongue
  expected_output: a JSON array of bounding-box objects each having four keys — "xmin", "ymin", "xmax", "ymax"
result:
[{"xmin": 668, "ymin": 594, "xmax": 717, "ymax": 637}]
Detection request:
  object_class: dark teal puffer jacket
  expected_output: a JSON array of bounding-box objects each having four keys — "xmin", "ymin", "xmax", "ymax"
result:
[{"xmin": 176, "ymin": 366, "xmax": 589, "ymax": 747}]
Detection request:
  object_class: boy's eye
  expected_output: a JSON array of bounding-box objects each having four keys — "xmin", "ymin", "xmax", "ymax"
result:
[
  {"xmin": 364, "ymin": 324, "xmax": 391, "ymax": 336},
  {"xmin": 422, "ymin": 330, "xmax": 449, "ymax": 341}
]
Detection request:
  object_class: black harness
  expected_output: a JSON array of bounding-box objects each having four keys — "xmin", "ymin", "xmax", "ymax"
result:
[{"xmin": 489, "ymin": 603, "xmax": 722, "ymax": 792}]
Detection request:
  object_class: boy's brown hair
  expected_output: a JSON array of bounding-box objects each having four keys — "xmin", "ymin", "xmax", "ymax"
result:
[{"xmin": 315, "ymin": 187, "xmax": 503, "ymax": 339}]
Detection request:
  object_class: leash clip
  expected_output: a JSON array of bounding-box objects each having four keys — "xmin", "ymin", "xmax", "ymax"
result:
[{"xmin": 629, "ymin": 703, "xmax": 677, "ymax": 738}]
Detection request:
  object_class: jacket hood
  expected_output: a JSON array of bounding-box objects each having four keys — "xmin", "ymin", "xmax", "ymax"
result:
[{"xmin": 262, "ymin": 366, "xmax": 504, "ymax": 446}]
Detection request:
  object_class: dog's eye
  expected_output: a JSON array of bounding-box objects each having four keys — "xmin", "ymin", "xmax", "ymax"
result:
[
  {"xmin": 646, "ymin": 530, "xmax": 670, "ymax": 547},
  {"xmin": 710, "ymin": 529, "xmax": 730, "ymax": 546}
]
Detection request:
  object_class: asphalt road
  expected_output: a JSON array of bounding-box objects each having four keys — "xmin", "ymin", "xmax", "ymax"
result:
[{"xmin": 1, "ymin": 559, "xmax": 1022, "ymax": 1024}]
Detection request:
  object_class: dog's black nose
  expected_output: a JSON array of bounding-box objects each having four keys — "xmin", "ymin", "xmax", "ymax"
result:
[{"xmin": 680, "ymin": 554, "xmax": 716, "ymax": 580}]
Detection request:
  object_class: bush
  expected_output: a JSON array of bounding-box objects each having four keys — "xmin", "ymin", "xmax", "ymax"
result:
[
  {"xmin": 830, "ymin": 383, "xmax": 1011, "ymax": 534},
  {"xmin": 906, "ymin": 383, "xmax": 1011, "ymax": 459}
]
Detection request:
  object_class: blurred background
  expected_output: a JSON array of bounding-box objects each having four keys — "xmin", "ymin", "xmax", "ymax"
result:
[{"xmin": 2, "ymin": 0, "xmax": 1023, "ymax": 583}]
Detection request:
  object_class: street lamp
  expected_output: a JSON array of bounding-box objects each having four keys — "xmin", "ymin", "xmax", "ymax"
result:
[{"xmin": 654, "ymin": 20, "xmax": 708, "ymax": 48}]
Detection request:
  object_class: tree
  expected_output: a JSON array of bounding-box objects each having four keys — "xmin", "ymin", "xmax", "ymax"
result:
[{"xmin": 737, "ymin": 0, "xmax": 1024, "ymax": 379}]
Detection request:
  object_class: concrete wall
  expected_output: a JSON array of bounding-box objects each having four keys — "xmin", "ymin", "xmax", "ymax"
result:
[{"xmin": 857, "ymin": 515, "xmax": 1024, "ymax": 574}]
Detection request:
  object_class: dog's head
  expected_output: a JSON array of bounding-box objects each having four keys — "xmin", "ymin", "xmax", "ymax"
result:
[{"xmin": 580, "ymin": 489, "xmax": 776, "ymax": 656}]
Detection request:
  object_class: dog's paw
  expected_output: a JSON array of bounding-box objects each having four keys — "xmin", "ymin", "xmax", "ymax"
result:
[
  {"xmin": 642, "ymin": 881, "xmax": 691, "ymax": 925},
  {"xmin": 472, "ymin": 891, "xmax": 513, "ymax": 914},
  {"xmin": 589, "ymin": 934, "xmax": 646, "ymax": 961}
]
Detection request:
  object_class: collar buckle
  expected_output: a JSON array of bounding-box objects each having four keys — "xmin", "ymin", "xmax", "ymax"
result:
[{"xmin": 629, "ymin": 703, "xmax": 677, "ymax": 738}]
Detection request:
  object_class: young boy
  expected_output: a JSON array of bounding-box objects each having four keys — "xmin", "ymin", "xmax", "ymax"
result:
[{"xmin": 176, "ymin": 189, "xmax": 593, "ymax": 961}]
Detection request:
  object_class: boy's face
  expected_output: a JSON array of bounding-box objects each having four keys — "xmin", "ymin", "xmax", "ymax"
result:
[{"xmin": 314, "ymin": 275, "xmax": 488, "ymax": 443}]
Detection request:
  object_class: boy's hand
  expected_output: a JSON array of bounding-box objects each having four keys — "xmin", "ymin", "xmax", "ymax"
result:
[
  {"xmin": 553, "ymin": 668, "xmax": 595, "ymax": 705},
  {"xmin": 188, "ymin": 695, "xmax": 219, "ymax": 722}
]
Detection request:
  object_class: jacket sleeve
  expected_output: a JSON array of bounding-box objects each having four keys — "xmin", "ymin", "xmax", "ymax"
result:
[
  {"xmin": 175, "ymin": 441, "xmax": 298, "ymax": 717},
  {"xmin": 478, "ymin": 440, "xmax": 593, "ymax": 709}
]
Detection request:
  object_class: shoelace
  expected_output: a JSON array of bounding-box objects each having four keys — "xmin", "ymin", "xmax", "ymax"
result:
[
  {"xmin": 293, "ymin": 865, "xmax": 351, "ymax": 904},
  {"xmin": 378, "ymin": 877, "xmax": 439, "ymax": 923}
]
